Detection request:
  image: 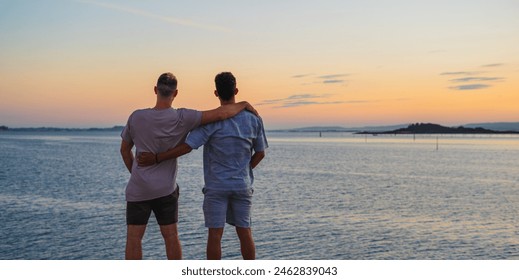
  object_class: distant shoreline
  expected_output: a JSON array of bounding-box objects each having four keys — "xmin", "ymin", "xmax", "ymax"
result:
[
  {"xmin": 355, "ymin": 123, "xmax": 519, "ymax": 135},
  {"xmin": 2, "ymin": 122, "xmax": 519, "ymax": 134},
  {"xmin": 269, "ymin": 122, "xmax": 519, "ymax": 134}
]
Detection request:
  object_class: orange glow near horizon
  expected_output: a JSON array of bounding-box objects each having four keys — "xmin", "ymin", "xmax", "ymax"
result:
[{"xmin": 1, "ymin": 1, "xmax": 518, "ymax": 129}]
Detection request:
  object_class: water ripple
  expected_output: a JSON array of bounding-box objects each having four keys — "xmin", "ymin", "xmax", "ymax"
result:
[{"xmin": 2, "ymin": 132, "xmax": 519, "ymax": 259}]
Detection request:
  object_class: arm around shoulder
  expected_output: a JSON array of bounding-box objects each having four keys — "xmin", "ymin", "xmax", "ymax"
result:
[{"xmin": 200, "ymin": 101, "xmax": 257, "ymax": 125}]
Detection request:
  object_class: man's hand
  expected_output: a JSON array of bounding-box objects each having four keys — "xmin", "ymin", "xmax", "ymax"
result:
[
  {"xmin": 137, "ymin": 152, "xmax": 157, "ymax": 167},
  {"xmin": 243, "ymin": 101, "xmax": 259, "ymax": 117}
]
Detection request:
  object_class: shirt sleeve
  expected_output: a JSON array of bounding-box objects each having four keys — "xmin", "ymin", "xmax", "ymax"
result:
[
  {"xmin": 178, "ymin": 108, "xmax": 203, "ymax": 132},
  {"xmin": 185, "ymin": 124, "xmax": 216, "ymax": 150},
  {"xmin": 253, "ymin": 117, "xmax": 268, "ymax": 152}
]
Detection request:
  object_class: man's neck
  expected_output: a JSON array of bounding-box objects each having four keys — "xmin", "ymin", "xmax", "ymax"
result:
[
  {"xmin": 220, "ymin": 98, "xmax": 236, "ymax": 106},
  {"xmin": 154, "ymin": 98, "xmax": 173, "ymax": 109}
]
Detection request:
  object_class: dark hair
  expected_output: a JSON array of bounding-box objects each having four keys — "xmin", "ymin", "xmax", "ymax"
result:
[
  {"xmin": 156, "ymin": 72, "xmax": 177, "ymax": 97},
  {"xmin": 214, "ymin": 72, "xmax": 236, "ymax": 101}
]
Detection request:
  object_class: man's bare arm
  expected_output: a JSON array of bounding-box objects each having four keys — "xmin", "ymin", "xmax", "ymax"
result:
[
  {"xmin": 250, "ymin": 151, "xmax": 265, "ymax": 169},
  {"xmin": 120, "ymin": 140, "xmax": 134, "ymax": 173},
  {"xmin": 137, "ymin": 143, "xmax": 193, "ymax": 167},
  {"xmin": 200, "ymin": 101, "xmax": 258, "ymax": 125}
]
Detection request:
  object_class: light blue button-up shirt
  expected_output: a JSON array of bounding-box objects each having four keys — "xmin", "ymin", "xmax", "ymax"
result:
[{"xmin": 185, "ymin": 110, "xmax": 268, "ymax": 191}]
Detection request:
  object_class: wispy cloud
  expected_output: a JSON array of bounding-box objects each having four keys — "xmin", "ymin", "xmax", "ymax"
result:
[
  {"xmin": 318, "ymin": 74, "xmax": 348, "ymax": 84},
  {"xmin": 441, "ymin": 66, "xmax": 506, "ymax": 91},
  {"xmin": 74, "ymin": 0, "xmax": 230, "ymax": 32},
  {"xmin": 292, "ymin": 74, "xmax": 313, "ymax": 78},
  {"xmin": 317, "ymin": 74, "xmax": 349, "ymax": 79},
  {"xmin": 258, "ymin": 94, "xmax": 331, "ymax": 106},
  {"xmin": 449, "ymin": 77, "xmax": 504, "ymax": 83},
  {"xmin": 440, "ymin": 71, "xmax": 480, "ymax": 76},
  {"xmin": 449, "ymin": 84, "xmax": 491, "ymax": 91},
  {"xmin": 258, "ymin": 93, "xmax": 367, "ymax": 108},
  {"xmin": 481, "ymin": 63, "xmax": 504, "ymax": 68},
  {"xmin": 323, "ymin": 80, "xmax": 345, "ymax": 84},
  {"xmin": 292, "ymin": 73, "xmax": 349, "ymax": 84}
]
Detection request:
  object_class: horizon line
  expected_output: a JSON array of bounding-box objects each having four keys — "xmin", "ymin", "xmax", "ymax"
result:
[{"xmin": 3, "ymin": 121, "xmax": 519, "ymax": 131}]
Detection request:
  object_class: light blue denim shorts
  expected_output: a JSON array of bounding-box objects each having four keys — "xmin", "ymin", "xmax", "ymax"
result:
[{"xmin": 202, "ymin": 188, "xmax": 254, "ymax": 228}]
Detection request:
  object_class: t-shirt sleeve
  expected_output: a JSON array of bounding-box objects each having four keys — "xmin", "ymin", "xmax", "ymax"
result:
[
  {"xmin": 178, "ymin": 108, "xmax": 202, "ymax": 132},
  {"xmin": 253, "ymin": 117, "xmax": 268, "ymax": 152},
  {"xmin": 185, "ymin": 125, "xmax": 215, "ymax": 150}
]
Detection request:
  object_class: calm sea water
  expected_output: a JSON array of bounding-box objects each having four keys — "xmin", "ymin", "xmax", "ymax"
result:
[{"xmin": 1, "ymin": 130, "xmax": 519, "ymax": 260}]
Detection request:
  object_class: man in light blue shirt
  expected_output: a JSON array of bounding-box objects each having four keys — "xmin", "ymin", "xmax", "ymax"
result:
[{"xmin": 138, "ymin": 72, "xmax": 267, "ymax": 259}]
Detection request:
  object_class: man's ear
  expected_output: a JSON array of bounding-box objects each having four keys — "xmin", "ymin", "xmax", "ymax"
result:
[
  {"xmin": 154, "ymin": 86, "xmax": 158, "ymax": 95},
  {"xmin": 173, "ymin": 89, "xmax": 178, "ymax": 97},
  {"xmin": 235, "ymin": 88, "xmax": 239, "ymax": 96},
  {"xmin": 214, "ymin": 90, "xmax": 219, "ymax": 98}
]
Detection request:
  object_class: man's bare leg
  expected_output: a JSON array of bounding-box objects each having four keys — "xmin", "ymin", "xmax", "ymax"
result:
[
  {"xmin": 126, "ymin": 225, "xmax": 147, "ymax": 260},
  {"xmin": 236, "ymin": 227, "xmax": 255, "ymax": 260},
  {"xmin": 207, "ymin": 228, "xmax": 224, "ymax": 260},
  {"xmin": 160, "ymin": 223, "xmax": 182, "ymax": 260}
]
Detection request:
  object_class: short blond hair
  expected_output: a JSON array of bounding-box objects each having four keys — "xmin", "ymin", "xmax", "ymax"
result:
[{"xmin": 156, "ymin": 72, "xmax": 177, "ymax": 97}]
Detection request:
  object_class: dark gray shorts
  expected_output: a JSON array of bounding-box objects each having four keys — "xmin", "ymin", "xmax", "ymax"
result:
[{"xmin": 126, "ymin": 187, "xmax": 179, "ymax": 225}]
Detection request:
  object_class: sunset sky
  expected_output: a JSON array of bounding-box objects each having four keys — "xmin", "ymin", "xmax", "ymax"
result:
[{"xmin": 1, "ymin": 0, "xmax": 518, "ymax": 129}]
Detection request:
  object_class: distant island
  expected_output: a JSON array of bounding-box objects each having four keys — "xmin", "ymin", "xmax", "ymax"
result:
[
  {"xmin": 271, "ymin": 122, "xmax": 519, "ymax": 133},
  {"xmin": 356, "ymin": 123, "xmax": 519, "ymax": 135}
]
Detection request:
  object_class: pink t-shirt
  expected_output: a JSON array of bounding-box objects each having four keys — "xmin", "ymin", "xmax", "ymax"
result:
[{"xmin": 121, "ymin": 107, "xmax": 201, "ymax": 201}]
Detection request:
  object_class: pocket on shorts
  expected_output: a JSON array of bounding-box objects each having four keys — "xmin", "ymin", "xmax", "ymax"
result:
[{"xmin": 170, "ymin": 185, "xmax": 179, "ymax": 199}]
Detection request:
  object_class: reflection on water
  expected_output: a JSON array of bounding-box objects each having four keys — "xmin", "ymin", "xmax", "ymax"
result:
[{"xmin": 1, "ymin": 131, "xmax": 519, "ymax": 259}]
